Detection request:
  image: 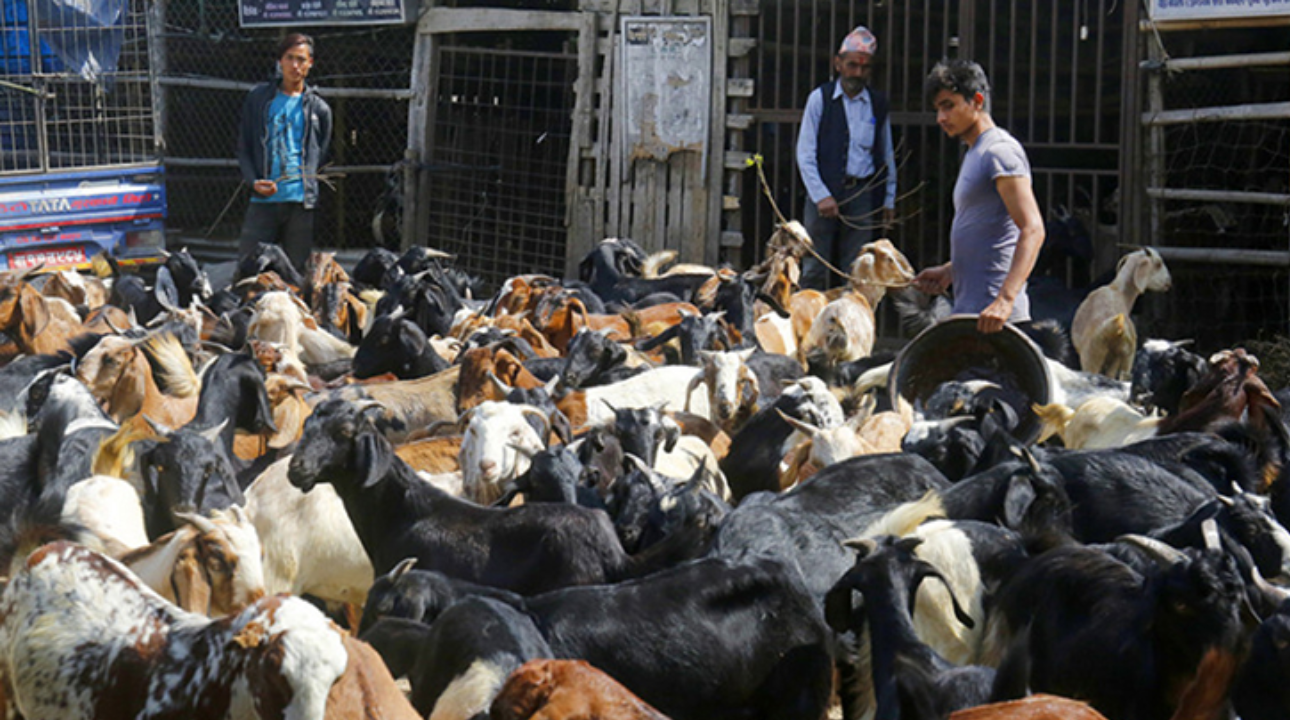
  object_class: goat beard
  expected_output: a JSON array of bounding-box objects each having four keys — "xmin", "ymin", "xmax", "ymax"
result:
[{"xmin": 840, "ymin": 76, "xmax": 867, "ymax": 96}]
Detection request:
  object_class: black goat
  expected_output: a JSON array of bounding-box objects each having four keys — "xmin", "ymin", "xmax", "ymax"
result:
[
  {"xmin": 984, "ymin": 539, "xmax": 1246, "ymax": 720},
  {"xmin": 287, "ymin": 399, "xmax": 705, "ymax": 593},
  {"xmin": 352, "ymin": 312, "xmax": 449, "ymax": 380},
  {"xmin": 825, "ymin": 536, "xmax": 994, "ymax": 720}
]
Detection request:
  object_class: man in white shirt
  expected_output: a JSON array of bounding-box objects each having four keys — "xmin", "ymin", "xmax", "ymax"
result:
[{"xmin": 795, "ymin": 26, "xmax": 898, "ymax": 290}]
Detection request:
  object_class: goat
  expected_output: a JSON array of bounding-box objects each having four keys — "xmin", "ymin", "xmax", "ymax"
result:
[
  {"xmin": 1070, "ymin": 247, "xmax": 1172, "ymax": 379},
  {"xmin": 1132, "ymin": 339, "xmax": 1207, "ymax": 416},
  {"xmin": 312, "ymin": 364, "xmax": 460, "ymax": 444},
  {"xmin": 457, "ymin": 400, "xmax": 550, "ymax": 505},
  {"xmin": 137, "ymin": 420, "xmax": 243, "ymax": 539},
  {"xmin": 288, "ymin": 399, "xmax": 704, "ymax": 592},
  {"xmin": 685, "ymin": 348, "xmax": 760, "ymax": 433},
  {"xmin": 74, "ymin": 331, "xmax": 200, "ymax": 427},
  {"xmin": 798, "ymin": 240, "xmax": 914, "ymax": 378},
  {"xmin": 948, "ymin": 696, "xmax": 1109, "ymax": 720},
  {"xmin": 0, "ymin": 277, "xmax": 89, "ymax": 355},
  {"xmin": 490, "ymin": 659, "xmax": 673, "ymax": 720},
  {"xmin": 1034, "ymin": 396, "xmax": 1161, "ymax": 449},
  {"xmin": 118, "ymin": 507, "xmax": 267, "ymax": 616},
  {"xmin": 981, "ymin": 538, "xmax": 1245, "ymax": 720},
  {"xmin": 0, "ymin": 541, "xmax": 419, "ymax": 720},
  {"xmin": 61, "ymin": 474, "xmax": 149, "ymax": 557},
  {"xmin": 826, "ymin": 536, "xmax": 995, "ymax": 720},
  {"xmin": 244, "ymin": 457, "xmax": 374, "ymax": 607}
]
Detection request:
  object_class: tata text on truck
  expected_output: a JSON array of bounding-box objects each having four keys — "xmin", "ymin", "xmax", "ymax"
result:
[{"xmin": 0, "ymin": 0, "xmax": 165, "ymax": 272}]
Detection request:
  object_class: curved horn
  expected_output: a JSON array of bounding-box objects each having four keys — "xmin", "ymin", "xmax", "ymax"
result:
[
  {"xmin": 172, "ymin": 510, "xmax": 218, "ymax": 535},
  {"xmin": 142, "ymin": 414, "xmax": 173, "ymax": 437},
  {"xmin": 487, "ymin": 370, "xmax": 515, "ymax": 396},
  {"xmin": 198, "ymin": 418, "xmax": 229, "ymax": 446},
  {"xmin": 775, "ymin": 408, "xmax": 821, "ymax": 437},
  {"xmin": 1117, "ymin": 534, "xmax": 1187, "ymax": 567},
  {"xmin": 391, "ymin": 557, "xmax": 418, "ymax": 579}
]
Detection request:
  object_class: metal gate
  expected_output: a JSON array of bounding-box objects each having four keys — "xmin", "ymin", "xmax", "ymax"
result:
[
  {"xmin": 422, "ymin": 39, "xmax": 578, "ymax": 288},
  {"xmin": 0, "ymin": 0, "xmax": 156, "ymax": 174}
]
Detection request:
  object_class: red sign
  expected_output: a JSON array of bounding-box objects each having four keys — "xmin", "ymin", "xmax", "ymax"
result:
[{"xmin": 9, "ymin": 246, "xmax": 87, "ymax": 269}]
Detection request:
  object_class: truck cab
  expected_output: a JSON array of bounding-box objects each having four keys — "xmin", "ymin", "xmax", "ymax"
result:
[{"xmin": 1, "ymin": 0, "xmax": 165, "ymax": 271}]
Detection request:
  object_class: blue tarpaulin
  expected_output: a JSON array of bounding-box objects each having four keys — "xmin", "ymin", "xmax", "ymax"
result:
[{"xmin": 30, "ymin": 0, "xmax": 124, "ymax": 83}]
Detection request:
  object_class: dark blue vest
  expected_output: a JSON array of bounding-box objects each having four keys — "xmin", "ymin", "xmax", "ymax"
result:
[{"xmin": 815, "ymin": 81, "xmax": 890, "ymax": 206}]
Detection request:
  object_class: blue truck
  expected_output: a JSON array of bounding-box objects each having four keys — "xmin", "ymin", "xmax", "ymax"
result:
[{"xmin": 0, "ymin": 0, "xmax": 166, "ymax": 271}]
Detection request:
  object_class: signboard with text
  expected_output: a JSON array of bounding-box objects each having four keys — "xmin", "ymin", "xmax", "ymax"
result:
[
  {"xmin": 1149, "ymin": 0, "xmax": 1290, "ymax": 21},
  {"xmin": 239, "ymin": 0, "xmax": 416, "ymax": 27}
]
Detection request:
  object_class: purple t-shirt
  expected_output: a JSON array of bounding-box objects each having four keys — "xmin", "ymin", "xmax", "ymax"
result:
[{"xmin": 949, "ymin": 126, "xmax": 1032, "ymax": 321}]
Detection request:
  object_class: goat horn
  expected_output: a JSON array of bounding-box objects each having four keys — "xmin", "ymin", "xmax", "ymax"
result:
[
  {"xmin": 103, "ymin": 312, "xmax": 128, "ymax": 335},
  {"xmin": 391, "ymin": 557, "xmax": 418, "ymax": 578},
  {"xmin": 487, "ymin": 371, "xmax": 514, "ymax": 396},
  {"xmin": 1201, "ymin": 517, "xmax": 1222, "ymax": 551},
  {"xmin": 1117, "ymin": 534, "xmax": 1186, "ymax": 567},
  {"xmin": 776, "ymin": 408, "xmax": 821, "ymax": 437},
  {"xmin": 508, "ymin": 441, "xmax": 538, "ymax": 459},
  {"xmin": 841, "ymin": 537, "xmax": 877, "ymax": 553},
  {"xmin": 142, "ymin": 414, "xmax": 173, "ymax": 437},
  {"xmin": 172, "ymin": 510, "xmax": 218, "ymax": 535},
  {"xmin": 198, "ymin": 419, "xmax": 229, "ymax": 446}
]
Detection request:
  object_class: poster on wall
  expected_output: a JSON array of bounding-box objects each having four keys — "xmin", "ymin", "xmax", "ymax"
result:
[
  {"xmin": 620, "ymin": 16, "xmax": 712, "ymax": 169},
  {"xmin": 239, "ymin": 0, "xmax": 416, "ymax": 27},
  {"xmin": 1149, "ymin": 0, "xmax": 1290, "ymax": 21}
]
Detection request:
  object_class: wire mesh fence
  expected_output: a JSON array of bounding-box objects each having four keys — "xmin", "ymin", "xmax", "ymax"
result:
[
  {"xmin": 158, "ymin": 0, "xmax": 414, "ymax": 252},
  {"xmin": 1143, "ymin": 25, "xmax": 1290, "ymax": 351}
]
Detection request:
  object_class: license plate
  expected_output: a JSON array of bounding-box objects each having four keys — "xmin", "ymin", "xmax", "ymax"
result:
[{"xmin": 9, "ymin": 246, "xmax": 87, "ymax": 270}]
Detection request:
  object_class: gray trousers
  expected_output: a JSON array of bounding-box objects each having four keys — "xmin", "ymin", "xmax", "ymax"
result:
[
  {"xmin": 800, "ymin": 186, "xmax": 877, "ymax": 290},
  {"xmin": 238, "ymin": 201, "xmax": 315, "ymax": 272}
]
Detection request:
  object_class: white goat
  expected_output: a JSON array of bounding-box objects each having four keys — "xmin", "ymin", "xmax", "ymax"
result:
[
  {"xmin": 1070, "ymin": 247, "xmax": 1172, "ymax": 380},
  {"xmin": 581, "ymin": 366, "xmax": 712, "ymax": 427},
  {"xmin": 685, "ymin": 348, "xmax": 759, "ymax": 434},
  {"xmin": 458, "ymin": 401, "xmax": 550, "ymax": 505},
  {"xmin": 244, "ymin": 457, "xmax": 374, "ymax": 607},
  {"xmin": 62, "ymin": 475, "xmax": 149, "ymax": 557},
  {"xmin": 248, "ymin": 291, "xmax": 355, "ymax": 374},
  {"xmin": 1035, "ymin": 396, "xmax": 1161, "ymax": 449}
]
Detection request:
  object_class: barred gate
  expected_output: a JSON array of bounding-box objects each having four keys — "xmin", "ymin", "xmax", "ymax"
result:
[
  {"xmin": 156, "ymin": 0, "xmax": 414, "ymax": 255},
  {"xmin": 1128, "ymin": 9, "xmax": 1290, "ymax": 350}
]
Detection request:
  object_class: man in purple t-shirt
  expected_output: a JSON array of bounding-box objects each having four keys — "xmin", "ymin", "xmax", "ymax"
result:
[{"xmin": 912, "ymin": 59, "xmax": 1045, "ymax": 334}]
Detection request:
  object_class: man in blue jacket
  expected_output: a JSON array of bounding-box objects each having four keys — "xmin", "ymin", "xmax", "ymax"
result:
[
  {"xmin": 795, "ymin": 26, "xmax": 898, "ymax": 290},
  {"xmin": 237, "ymin": 33, "xmax": 333, "ymax": 271}
]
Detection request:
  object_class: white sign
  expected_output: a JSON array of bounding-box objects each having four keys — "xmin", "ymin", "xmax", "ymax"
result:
[
  {"xmin": 620, "ymin": 17, "xmax": 712, "ymax": 164},
  {"xmin": 1149, "ymin": 0, "xmax": 1290, "ymax": 21}
]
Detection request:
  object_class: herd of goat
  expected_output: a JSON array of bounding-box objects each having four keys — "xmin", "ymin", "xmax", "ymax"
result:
[{"xmin": 0, "ymin": 225, "xmax": 1286, "ymax": 720}]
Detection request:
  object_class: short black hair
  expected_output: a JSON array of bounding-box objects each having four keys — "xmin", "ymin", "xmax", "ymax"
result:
[
  {"xmin": 278, "ymin": 33, "xmax": 314, "ymax": 59},
  {"xmin": 924, "ymin": 58, "xmax": 991, "ymax": 111}
]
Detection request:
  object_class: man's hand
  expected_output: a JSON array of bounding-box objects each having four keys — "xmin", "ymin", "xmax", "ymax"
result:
[
  {"xmin": 913, "ymin": 263, "xmax": 952, "ymax": 295},
  {"xmin": 253, "ymin": 179, "xmax": 278, "ymax": 197},
  {"xmin": 977, "ymin": 295, "xmax": 1014, "ymax": 334},
  {"xmin": 882, "ymin": 207, "xmax": 896, "ymax": 229},
  {"xmin": 817, "ymin": 196, "xmax": 839, "ymax": 219}
]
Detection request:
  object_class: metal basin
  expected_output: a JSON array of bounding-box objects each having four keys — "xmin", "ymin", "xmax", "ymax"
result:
[{"xmin": 888, "ymin": 315, "xmax": 1054, "ymax": 444}]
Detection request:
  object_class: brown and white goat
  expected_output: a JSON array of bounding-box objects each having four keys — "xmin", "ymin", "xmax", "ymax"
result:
[
  {"xmin": 798, "ymin": 239, "xmax": 914, "ymax": 370},
  {"xmin": 118, "ymin": 507, "xmax": 267, "ymax": 617},
  {"xmin": 0, "ymin": 541, "xmax": 418, "ymax": 720},
  {"xmin": 1070, "ymin": 247, "xmax": 1172, "ymax": 379},
  {"xmin": 75, "ymin": 332, "xmax": 200, "ymax": 427},
  {"xmin": 685, "ymin": 348, "xmax": 760, "ymax": 434},
  {"xmin": 0, "ymin": 279, "xmax": 90, "ymax": 355}
]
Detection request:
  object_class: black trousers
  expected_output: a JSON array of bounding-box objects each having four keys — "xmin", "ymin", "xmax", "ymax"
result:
[{"xmin": 238, "ymin": 201, "xmax": 314, "ymax": 272}]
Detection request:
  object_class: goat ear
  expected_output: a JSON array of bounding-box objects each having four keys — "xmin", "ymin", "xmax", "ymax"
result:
[
  {"xmin": 1132, "ymin": 254, "xmax": 1154, "ymax": 294},
  {"xmin": 661, "ymin": 415, "xmax": 681, "ymax": 453},
  {"xmin": 355, "ymin": 430, "xmax": 393, "ymax": 489},
  {"xmin": 824, "ymin": 581, "xmax": 858, "ymax": 633},
  {"xmin": 1002, "ymin": 475, "xmax": 1038, "ymax": 529},
  {"xmin": 18, "ymin": 285, "xmax": 51, "ymax": 337}
]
